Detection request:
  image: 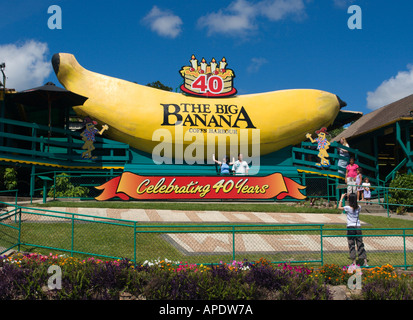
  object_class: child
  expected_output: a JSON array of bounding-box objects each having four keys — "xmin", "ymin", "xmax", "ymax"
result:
[
  {"xmin": 356, "ymin": 167, "xmax": 363, "ymax": 201},
  {"xmin": 362, "ymin": 177, "xmax": 371, "ymax": 204},
  {"xmin": 212, "ymin": 154, "xmax": 234, "ymax": 175},
  {"xmin": 338, "ymin": 193, "xmax": 368, "ymax": 266}
]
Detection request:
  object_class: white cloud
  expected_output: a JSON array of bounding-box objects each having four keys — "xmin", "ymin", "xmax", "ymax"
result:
[
  {"xmin": 0, "ymin": 40, "xmax": 52, "ymax": 91},
  {"xmin": 259, "ymin": 0, "xmax": 306, "ymax": 21},
  {"xmin": 197, "ymin": 0, "xmax": 306, "ymax": 36},
  {"xmin": 333, "ymin": 0, "xmax": 355, "ymax": 9},
  {"xmin": 366, "ymin": 64, "xmax": 413, "ymax": 110},
  {"xmin": 247, "ymin": 57, "xmax": 268, "ymax": 73},
  {"xmin": 142, "ymin": 6, "xmax": 183, "ymax": 39},
  {"xmin": 198, "ymin": 0, "xmax": 258, "ymax": 36}
]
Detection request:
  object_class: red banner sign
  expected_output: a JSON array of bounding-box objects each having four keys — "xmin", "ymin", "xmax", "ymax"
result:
[{"xmin": 95, "ymin": 172, "xmax": 306, "ymax": 201}]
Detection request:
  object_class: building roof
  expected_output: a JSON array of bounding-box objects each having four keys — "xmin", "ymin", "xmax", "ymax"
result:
[
  {"xmin": 328, "ymin": 110, "xmax": 363, "ymax": 130},
  {"xmin": 333, "ymin": 93, "xmax": 413, "ymax": 141}
]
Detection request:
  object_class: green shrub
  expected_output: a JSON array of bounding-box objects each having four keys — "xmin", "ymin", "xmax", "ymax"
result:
[
  {"xmin": 47, "ymin": 173, "xmax": 89, "ymax": 198},
  {"xmin": 388, "ymin": 173, "xmax": 413, "ymax": 213},
  {"xmin": 3, "ymin": 167, "xmax": 18, "ymax": 190},
  {"xmin": 362, "ymin": 277, "xmax": 413, "ymax": 300}
]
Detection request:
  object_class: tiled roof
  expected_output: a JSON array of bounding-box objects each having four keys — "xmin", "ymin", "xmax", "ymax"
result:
[{"xmin": 333, "ymin": 94, "xmax": 413, "ymax": 141}]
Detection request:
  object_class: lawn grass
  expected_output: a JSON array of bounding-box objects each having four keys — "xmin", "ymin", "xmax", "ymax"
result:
[{"xmin": 33, "ymin": 200, "xmax": 340, "ymax": 214}]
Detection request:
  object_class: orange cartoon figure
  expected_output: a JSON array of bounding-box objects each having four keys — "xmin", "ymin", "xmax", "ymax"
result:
[
  {"xmin": 80, "ymin": 117, "xmax": 109, "ymax": 159},
  {"xmin": 306, "ymin": 127, "xmax": 331, "ymax": 168}
]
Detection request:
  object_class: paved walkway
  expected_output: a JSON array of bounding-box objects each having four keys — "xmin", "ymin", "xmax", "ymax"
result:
[
  {"xmin": 165, "ymin": 233, "xmax": 412, "ymax": 255},
  {"xmin": 17, "ymin": 206, "xmax": 365, "ymax": 225}
]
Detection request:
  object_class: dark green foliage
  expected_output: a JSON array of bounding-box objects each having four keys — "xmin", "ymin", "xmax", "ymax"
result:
[
  {"xmin": 47, "ymin": 173, "xmax": 89, "ymax": 198},
  {"xmin": 388, "ymin": 173, "xmax": 413, "ymax": 213},
  {"xmin": 3, "ymin": 167, "xmax": 17, "ymax": 190},
  {"xmin": 146, "ymin": 81, "xmax": 173, "ymax": 92},
  {"xmin": 362, "ymin": 278, "xmax": 413, "ymax": 300}
]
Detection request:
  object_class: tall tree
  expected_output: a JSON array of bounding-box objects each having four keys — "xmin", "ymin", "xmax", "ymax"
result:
[{"xmin": 146, "ymin": 81, "xmax": 172, "ymax": 92}]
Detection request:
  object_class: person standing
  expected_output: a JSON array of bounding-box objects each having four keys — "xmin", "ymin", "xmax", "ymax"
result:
[
  {"xmin": 345, "ymin": 157, "xmax": 359, "ymax": 195},
  {"xmin": 338, "ymin": 193, "xmax": 368, "ymax": 266},
  {"xmin": 232, "ymin": 153, "xmax": 249, "ymax": 175},
  {"xmin": 356, "ymin": 167, "xmax": 364, "ymax": 201},
  {"xmin": 212, "ymin": 154, "xmax": 234, "ymax": 175},
  {"xmin": 362, "ymin": 177, "xmax": 371, "ymax": 204},
  {"xmin": 338, "ymin": 138, "xmax": 350, "ymax": 175}
]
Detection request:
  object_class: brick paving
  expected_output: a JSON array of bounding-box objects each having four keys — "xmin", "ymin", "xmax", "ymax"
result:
[
  {"xmin": 164, "ymin": 233, "xmax": 413, "ymax": 255},
  {"xmin": 15, "ymin": 206, "xmax": 364, "ymax": 225}
]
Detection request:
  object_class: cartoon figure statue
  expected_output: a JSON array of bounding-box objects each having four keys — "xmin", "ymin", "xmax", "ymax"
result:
[
  {"xmin": 80, "ymin": 117, "xmax": 109, "ymax": 159},
  {"xmin": 305, "ymin": 127, "xmax": 330, "ymax": 168}
]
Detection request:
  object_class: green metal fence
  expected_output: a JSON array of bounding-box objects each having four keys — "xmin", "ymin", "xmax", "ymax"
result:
[
  {"xmin": 293, "ymin": 141, "xmax": 380, "ymax": 185},
  {"xmin": 0, "ymin": 117, "xmax": 130, "ymax": 167},
  {"xmin": 335, "ymin": 184, "xmax": 413, "ymax": 217},
  {"xmin": 1, "ymin": 201, "xmax": 412, "ymax": 269},
  {"xmin": 0, "ymin": 189, "xmax": 18, "ymax": 205},
  {"xmin": 30, "ymin": 170, "xmax": 123, "ymax": 203}
]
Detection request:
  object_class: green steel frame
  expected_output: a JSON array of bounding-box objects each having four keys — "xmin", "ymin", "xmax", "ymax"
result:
[{"xmin": 0, "ymin": 117, "xmax": 130, "ymax": 167}]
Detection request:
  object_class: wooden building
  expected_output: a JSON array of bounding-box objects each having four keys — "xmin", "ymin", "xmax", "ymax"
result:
[{"xmin": 333, "ymin": 94, "xmax": 413, "ymax": 184}]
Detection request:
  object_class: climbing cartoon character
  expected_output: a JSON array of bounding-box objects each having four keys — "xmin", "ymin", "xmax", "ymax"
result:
[
  {"xmin": 305, "ymin": 127, "xmax": 331, "ymax": 168},
  {"xmin": 80, "ymin": 117, "xmax": 109, "ymax": 159}
]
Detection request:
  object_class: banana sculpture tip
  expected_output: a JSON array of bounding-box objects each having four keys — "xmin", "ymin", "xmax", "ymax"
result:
[{"xmin": 52, "ymin": 53, "xmax": 60, "ymax": 75}]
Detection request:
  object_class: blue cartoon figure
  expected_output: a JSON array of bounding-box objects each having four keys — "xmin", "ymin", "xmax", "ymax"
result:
[{"xmin": 306, "ymin": 127, "xmax": 331, "ymax": 168}]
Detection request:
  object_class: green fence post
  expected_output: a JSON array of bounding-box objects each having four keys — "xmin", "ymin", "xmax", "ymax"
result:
[
  {"xmin": 14, "ymin": 190, "xmax": 18, "ymax": 223},
  {"xmin": 134, "ymin": 222, "xmax": 137, "ymax": 265},
  {"xmin": 232, "ymin": 226, "xmax": 235, "ymax": 262},
  {"xmin": 403, "ymin": 229, "xmax": 407, "ymax": 271},
  {"xmin": 320, "ymin": 225, "xmax": 324, "ymax": 266},
  {"xmin": 43, "ymin": 181, "xmax": 47, "ymax": 204},
  {"xmin": 18, "ymin": 207, "xmax": 22, "ymax": 252},
  {"xmin": 386, "ymin": 188, "xmax": 390, "ymax": 218},
  {"xmin": 71, "ymin": 214, "xmax": 74, "ymax": 257},
  {"xmin": 30, "ymin": 165, "xmax": 35, "ymax": 204},
  {"xmin": 53, "ymin": 171, "xmax": 56, "ymax": 201}
]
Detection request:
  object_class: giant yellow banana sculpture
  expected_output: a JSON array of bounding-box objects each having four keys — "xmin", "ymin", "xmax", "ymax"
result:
[{"xmin": 52, "ymin": 53, "xmax": 345, "ymax": 160}]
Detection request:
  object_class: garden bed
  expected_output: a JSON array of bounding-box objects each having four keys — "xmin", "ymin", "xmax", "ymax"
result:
[{"xmin": 1, "ymin": 253, "xmax": 413, "ymax": 300}]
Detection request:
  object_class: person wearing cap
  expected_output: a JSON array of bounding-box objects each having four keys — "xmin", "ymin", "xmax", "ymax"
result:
[
  {"xmin": 80, "ymin": 117, "xmax": 109, "ymax": 159},
  {"xmin": 306, "ymin": 127, "xmax": 331, "ymax": 168}
]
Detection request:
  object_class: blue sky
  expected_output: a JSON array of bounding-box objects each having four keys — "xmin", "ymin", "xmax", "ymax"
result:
[{"xmin": 1, "ymin": 0, "xmax": 413, "ymax": 116}]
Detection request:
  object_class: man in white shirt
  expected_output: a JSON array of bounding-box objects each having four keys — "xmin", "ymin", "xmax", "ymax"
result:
[{"xmin": 232, "ymin": 154, "xmax": 249, "ymax": 175}]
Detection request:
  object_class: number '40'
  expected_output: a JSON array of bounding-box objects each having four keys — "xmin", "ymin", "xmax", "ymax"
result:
[{"xmin": 192, "ymin": 75, "xmax": 224, "ymax": 94}]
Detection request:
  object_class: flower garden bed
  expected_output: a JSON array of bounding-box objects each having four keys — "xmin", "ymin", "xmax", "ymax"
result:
[{"xmin": 1, "ymin": 253, "xmax": 412, "ymax": 300}]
